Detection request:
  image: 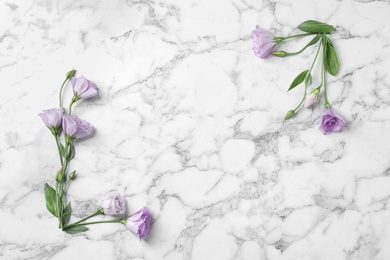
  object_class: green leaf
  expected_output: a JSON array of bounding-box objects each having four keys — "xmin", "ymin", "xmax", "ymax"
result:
[
  {"xmin": 324, "ymin": 41, "xmax": 339, "ymax": 76},
  {"xmin": 325, "ymin": 36, "xmax": 334, "ymax": 47},
  {"xmin": 288, "ymin": 70, "xmax": 309, "ymax": 91},
  {"xmin": 63, "ymin": 225, "xmax": 88, "ymax": 234},
  {"xmin": 305, "ymin": 72, "xmax": 312, "ymax": 86},
  {"xmin": 62, "ymin": 202, "xmax": 72, "ymax": 225},
  {"xmin": 297, "ymin": 20, "xmax": 334, "ymax": 34},
  {"xmin": 59, "ymin": 143, "xmax": 66, "ymax": 158},
  {"xmin": 67, "ymin": 143, "xmax": 75, "ymax": 161},
  {"xmin": 44, "ymin": 183, "xmax": 58, "ymax": 217},
  {"xmin": 306, "ymin": 34, "xmax": 322, "ymax": 47}
]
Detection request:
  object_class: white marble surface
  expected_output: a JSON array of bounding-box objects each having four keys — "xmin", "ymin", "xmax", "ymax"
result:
[{"xmin": 1, "ymin": 0, "xmax": 390, "ymax": 259}]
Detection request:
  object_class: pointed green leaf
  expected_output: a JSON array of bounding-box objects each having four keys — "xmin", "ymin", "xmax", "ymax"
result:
[
  {"xmin": 324, "ymin": 41, "xmax": 339, "ymax": 76},
  {"xmin": 306, "ymin": 34, "xmax": 322, "ymax": 47},
  {"xmin": 63, "ymin": 225, "xmax": 88, "ymax": 234},
  {"xmin": 288, "ymin": 70, "xmax": 309, "ymax": 91},
  {"xmin": 67, "ymin": 143, "xmax": 75, "ymax": 161},
  {"xmin": 297, "ymin": 20, "xmax": 334, "ymax": 34},
  {"xmin": 62, "ymin": 202, "xmax": 72, "ymax": 225},
  {"xmin": 44, "ymin": 183, "xmax": 58, "ymax": 217},
  {"xmin": 59, "ymin": 143, "xmax": 66, "ymax": 158},
  {"xmin": 325, "ymin": 36, "xmax": 334, "ymax": 47}
]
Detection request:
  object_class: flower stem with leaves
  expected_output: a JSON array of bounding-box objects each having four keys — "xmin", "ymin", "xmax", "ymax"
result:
[
  {"xmin": 40, "ymin": 70, "xmax": 152, "ymax": 237},
  {"xmin": 274, "ymin": 21, "xmax": 340, "ymax": 121}
]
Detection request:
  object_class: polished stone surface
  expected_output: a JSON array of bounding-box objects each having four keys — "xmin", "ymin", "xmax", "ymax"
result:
[{"xmin": 1, "ymin": 0, "xmax": 390, "ymax": 259}]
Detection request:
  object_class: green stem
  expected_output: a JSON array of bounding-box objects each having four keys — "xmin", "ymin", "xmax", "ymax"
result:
[
  {"xmin": 292, "ymin": 39, "xmax": 323, "ymax": 112},
  {"xmin": 280, "ymin": 33, "xmax": 316, "ymax": 41},
  {"xmin": 308, "ymin": 39, "xmax": 322, "ymax": 75},
  {"xmin": 68, "ymin": 96, "xmax": 79, "ymax": 115},
  {"xmin": 69, "ymin": 208, "xmax": 104, "ymax": 226},
  {"xmin": 68, "ymin": 98, "xmax": 75, "ymax": 115},
  {"xmin": 293, "ymin": 82, "xmax": 308, "ymax": 112},
  {"xmin": 285, "ymin": 35, "xmax": 321, "ymax": 56},
  {"xmin": 318, "ymin": 49, "xmax": 325, "ymax": 91},
  {"xmin": 57, "ymin": 141, "xmax": 71, "ymax": 229},
  {"xmin": 54, "ymin": 135, "xmax": 64, "ymax": 166},
  {"xmin": 56, "ymin": 182, "xmax": 61, "ymax": 228},
  {"xmin": 322, "ymin": 36, "xmax": 330, "ymax": 108},
  {"xmin": 64, "ymin": 218, "xmax": 123, "ymax": 229},
  {"xmin": 59, "ymin": 78, "xmax": 69, "ymax": 109}
]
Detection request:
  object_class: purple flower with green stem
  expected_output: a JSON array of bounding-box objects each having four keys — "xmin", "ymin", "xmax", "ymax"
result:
[
  {"xmin": 62, "ymin": 192, "xmax": 126, "ymax": 232},
  {"xmin": 39, "ymin": 108, "xmax": 65, "ymax": 165},
  {"xmin": 62, "ymin": 205, "xmax": 152, "ymax": 237},
  {"xmin": 68, "ymin": 75, "xmax": 98, "ymax": 114},
  {"xmin": 251, "ymin": 25, "xmax": 276, "ymax": 59}
]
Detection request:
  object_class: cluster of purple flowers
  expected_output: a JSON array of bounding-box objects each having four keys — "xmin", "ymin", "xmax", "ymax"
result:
[
  {"xmin": 39, "ymin": 73, "xmax": 151, "ymax": 239},
  {"xmin": 39, "ymin": 75, "xmax": 96, "ymax": 139}
]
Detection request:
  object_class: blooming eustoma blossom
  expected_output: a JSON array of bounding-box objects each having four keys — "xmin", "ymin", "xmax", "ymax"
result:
[
  {"xmin": 71, "ymin": 75, "xmax": 98, "ymax": 100},
  {"xmin": 62, "ymin": 114, "xmax": 93, "ymax": 140},
  {"xmin": 124, "ymin": 207, "xmax": 152, "ymax": 240},
  {"xmin": 251, "ymin": 25, "xmax": 276, "ymax": 59},
  {"xmin": 102, "ymin": 193, "xmax": 126, "ymax": 216},
  {"xmin": 319, "ymin": 108, "xmax": 345, "ymax": 135},
  {"xmin": 39, "ymin": 108, "xmax": 63, "ymax": 134}
]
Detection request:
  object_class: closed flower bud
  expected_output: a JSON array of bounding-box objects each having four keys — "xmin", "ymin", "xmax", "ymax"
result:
[
  {"xmin": 56, "ymin": 168, "xmax": 63, "ymax": 183},
  {"xmin": 272, "ymin": 51, "xmax": 287, "ymax": 57},
  {"xmin": 66, "ymin": 69, "xmax": 76, "ymax": 79},
  {"xmin": 304, "ymin": 94, "xmax": 318, "ymax": 108},
  {"xmin": 273, "ymin": 37, "xmax": 284, "ymax": 43},
  {"xmin": 69, "ymin": 171, "xmax": 76, "ymax": 180},
  {"xmin": 304, "ymin": 88, "xmax": 320, "ymax": 108},
  {"xmin": 284, "ymin": 110, "xmax": 295, "ymax": 120}
]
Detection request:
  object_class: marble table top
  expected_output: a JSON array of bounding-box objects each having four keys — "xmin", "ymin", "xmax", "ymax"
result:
[{"xmin": 1, "ymin": 0, "xmax": 390, "ymax": 259}]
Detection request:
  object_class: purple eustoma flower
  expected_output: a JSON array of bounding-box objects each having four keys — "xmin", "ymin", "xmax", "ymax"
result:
[
  {"xmin": 101, "ymin": 193, "xmax": 126, "ymax": 216},
  {"xmin": 251, "ymin": 25, "xmax": 275, "ymax": 59},
  {"xmin": 319, "ymin": 108, "xmax": 345, "ymax": 134},
  {"xmin": 39, "ymin": 108, "xmax": 63, "ymax": 130},
  {"xmin": 62, "ymin": 114, "xmax": 93, "ymax": 139},
  {"xmin": 71, "ymin": 75, "xmax": 98, "ymax": 100},
  {"xmin": 125, "ymin": 207, "xmax": 151, "ymax": 240}
]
